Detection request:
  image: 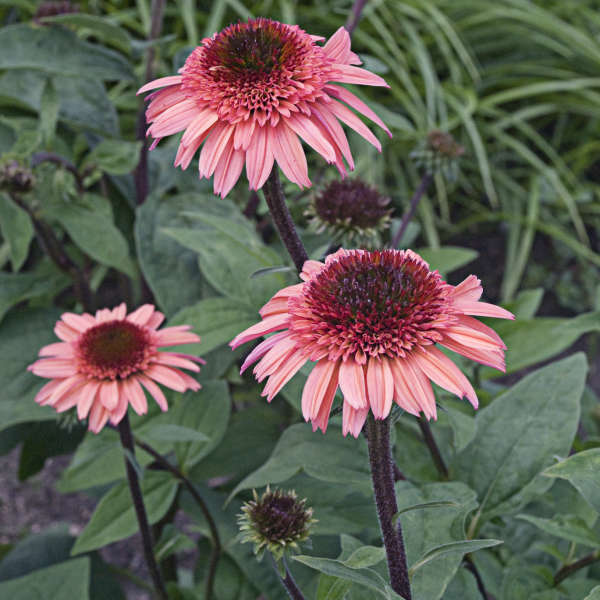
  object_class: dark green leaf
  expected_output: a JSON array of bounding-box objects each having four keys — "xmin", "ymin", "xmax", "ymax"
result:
[
  {"xmin": 456, "ymin": 354, "xmax": 586, "ymax": 520},
  {"xmin": 169, "ymin": 297, "xmax": 257, "ymax": 355},
  {"xmin": 143, "ymin": 424, "xmax": 210, "ymax": 443},
  {"xmin": 416, "ymin": 246, "xmax": 478, "ymax": 275},
  {"xmin": 516, "ymin": 514, "xmax": 600, "ymax": 548},
  {"xmin": 82, "ymin": 140, "xmax": 142, "ymax": 176},
  {"xmin": 0, "ymin": 308, "xmax": 61, "ymax": 431},
  {"xmin": 0, "ymin": 192, "xmax": 33, "ymax": 271},
  {"xmin": 0, "ymin": 24, "xmax": 132, "ymax": 80},
  {"xmin": 543, "ymin": 448, "xmax": 600, "ymax": 514},
  {"xmin": 0, "ymin": 557, "xmax": 90, "ymax": 600},
  {"xmin": 71, "ymin": 471, "xmax": 179, "ymax": 555}
]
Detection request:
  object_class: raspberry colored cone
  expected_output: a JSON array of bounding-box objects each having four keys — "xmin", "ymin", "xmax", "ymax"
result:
[
  {"xmin": 138, "ymin": 19, "xmax": 390, "ymax": 198},
  {"xmin": 230, "ymin": 249, "xmax": 514, "ymax": 438},
  {"xmin": 28, "ymin": 304, "xmax": 204, "ymax": 433}
]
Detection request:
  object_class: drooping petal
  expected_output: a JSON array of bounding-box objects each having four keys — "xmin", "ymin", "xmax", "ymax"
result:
[
  {"xmin": 137, "ymin": 76, "xmax": 183, "ymax": 95},
  {"xmin": 301, "ymin": 359, "xmax": 340, "ymax": 422},
  {"xmin": 338, "ymin": 359, "xmax": 368, "ymax": 409},
  {"xmin": 342, "ymin": 403, "xmax": 369, "ymax": 438},
  {"xmin": 230, "ymin": 313, "xmax": 289, "ymax": 349},
  {"xmin": 366, "ymin": 356, "xmax": 394, "ymax": 419}
]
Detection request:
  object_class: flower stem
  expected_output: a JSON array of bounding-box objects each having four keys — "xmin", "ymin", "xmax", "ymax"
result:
[
  {"xmin": 390, "ymin": 173, "xmax": 433, "ymax": 248},
  {"xmin": 345, "ymin": 0, "xmax": 368, "ymax": 35},
  {"xmin": 9, "ymin": 192, "xmax": 94, "ymax": 312},
  {"xmin": 417, "ymin": 416, "xmax": 449, "ymax": 479},
  {"xmin": 117, "ymin": 414, "xmax": 168, "ymax": 600},
  {"xmin": 271, "ymin": 555, "xmax": 306, "ymax": 600},
  {"xmin": 365, "ymin": 416, "xmax": 412, "ymax": 599},
  {"xmin": 134, "ymin": 0, "xmax": 166, "ymax": 206},
  {"xmin": 134, "ymin": 437, "xmax": 221, "ymax": 600},
  {"xmin": 262, "ymin": 169, "xmax": 309, "ymax": 272},
  {"xmin": 554, "ymin": 550, "xmax": 600, "ymax": 585}
]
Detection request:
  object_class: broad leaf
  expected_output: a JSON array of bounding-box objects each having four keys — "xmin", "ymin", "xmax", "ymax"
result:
[
  {"xmin": 456, "ymin": 354, "xmax": 586, "ymax": 521},
  {"xmin": 416, "ymin": 246, "xmax": 478, "ymax": 275},
  {"xmin": 543, "ymin": 449, "xmax": 600, "ymax": 514},
  {"xmin": 71, "ymin": 471, "xmax": 178, "ymax": 555},
  {"xmin": 0, "ymin": 192, "xmax": 33, "ymax": 271},
  {"xmin": 0, "ymin": 557, "xmax": 90, "ymax": 600},
  {"xmin": 516, "ymin": 514, "xmax": 600, "ymax": 547}
]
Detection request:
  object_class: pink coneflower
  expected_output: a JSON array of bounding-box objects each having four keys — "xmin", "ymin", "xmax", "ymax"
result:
[
  {"xmin": 28, "ymin": 304, "xmax": 204, "ymax": 433},
  {"xmin": 230, "ymin": 249, "xmax": 513, "ymax": 438},
  {"xmin": 138, "ymin": 18, "xmax": 390, "ymax": 197}
]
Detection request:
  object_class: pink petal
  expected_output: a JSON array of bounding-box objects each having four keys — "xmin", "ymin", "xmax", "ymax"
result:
[
  {"xmin": 338, "ymin": 359, "xmax": 368, "ymax": 409},
  {"xmin": 403, "ymin": 359, "xmax": 437, "ymax": 420},
  {"xmin": 413, "ymin": 347, "xmax": 478, "ymax": 408},
  {"xmin": 111, "ymin": 303, "xmax": 127, "ymax": 320},
  {"xmin": 311, "ymin": 105, "xmax": 354, "ymax": 171},
  {"xmin": 240, "ymin": 331, "xmax": 290, "ymax": 373},
  {"xmin": 155, "ymin": 326, "xmax": 201, "ymax": 346},
  {"xmin": 262, "ymin": 350, "xmax": 308, "ymax": 402},
  {"xmin": 388, "ymin": 360, "xmax": 424, "ymax": 417},
  {"xmin": 152, "ymin": 352, "xmax": 201, "ymax": 372},
  {"xmin": 299, "ymin": 260, "xmax": 325, "ymax": 281},
  {"xmin": 61, "ymin": 312, "xmax": 94, "ymax": 332},
  {"xmin": 270, "ymin": 123, "xmax": 311, "ymax": 188},
  {"xmin": 45, "ymin": 374, "xmax": 85, "ymax": 407},
  {"xmin": 456, "ymin": 301, "xmax": 515, "ymax": 320},
  {"xmin": 230, "ymin": 313, "xmax": 289, "ymax": 349},
  {"xmin": 245, "ymin": 125, "xmax": 275, "ymax": 190},
  {"xmin": 38, "ymin": 342, "xmax": 74, "ymax": 358},
  {"xmin": 331, "ymin": 63, "xmax": 389, "ymax": 87},
  {"xmin": 127, "ymin": 304, "xmax": 156, "ymax": 326},
  {"xmin": 99, "ymin": 380, "xmax": 119, "ymax": 411},
  {"xmin": 253, "ymin": 337, "xmax": 298, "ymax": 382},
  {"xmin": 77, "ymin": 380, "xmax": 102, "ymax": 419},
  {"xmin": 439, "ymin": 336, "xmax": 506, "ymax": 372},
  {"xmin": 233, "ymin": 118, "xmax": 256, "ymax": 151},
  {"xmin": 34, "ymin": 379, "xmax": 62, "ymax": 405},
  {"xmin": 124, "ymin": 377, "xmax": 148, "ymax": 415},
  {"xmin": 147, "ymin": 312, "xmax": 165, "ymax": 329},
  {"xmin": 454, "ymin": 314, "xmax": 506, "ymax": 349},
  {"xmin": 322, "ymin": 27, "xmax": 361, "ymax": 65},
  {"xmin": 301, "ymin": 359, "xmax": 340, "ymax": 422},
  {"xmin": 145, "ymin": 364, "xmax": 187, "ymax": 392},
  {"xmin": 366, "ymin": 356, "xmax": 394, "ymax": 419},
  {"xmin": 286, "ymin": 114, "xmax": 336, "ymax": 163},
  {"xmin": 327, "ymin": 99, "xmax": 382, "ymax": 151},
  {"xmin": 213, "ymin": 143, "xmax": 245, "ymax": 198},
  {"xmin": 54, "ymin": 321, "xmax": 79, "ymax": 342},
  {"xmin": 109, "ymin": 380, "xmax": 129, "ymax": 425},
  {"xmin": 138, "ymin": 375, "xmax": 168, "ymax": 411},
  {"xmin": 451, "ymin": 275, "xmax": 482, "ymax": 303},
  {"xmin": 148, "ymin": 99, "xmax": 199, "ymax": 138},
  {"xmin": 310, "ymin": 361, "xmax": 341, "ymax": 433},
  {"xmin": 342, "ymin": 403, "xmax": 369, "ymax": 438},
  {"xmin": 88, "ymin": 401, "xmax": 109, "ymax": 433},
  {"xmin": 29, "ymin": 358, "xmax": 77, "ymax": 378},
  {"xmin": 198, "ymin": 123, "xmax": 235, "ymax": 178},
  {"xmin": 324, "ymin": 84, "xmax": 391, "ymax": 136},
  {"xmin": 137, "ymin": 75, "xmax": 183, "ymax": 95}
]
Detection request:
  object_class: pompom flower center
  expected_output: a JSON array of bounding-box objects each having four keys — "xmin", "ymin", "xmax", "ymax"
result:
[
  {"xmin": 315, "ymin": 180, "xmax": 390, "ymax": 229},
  {"xmin": 77, "ymin": 320, "xmax": 153, "ymax": 380},
  {"xmin": 247, "ymin": 492, "xmax": 311, "ymax": 543},
  {"xmin": 290, "ymin": 250, "xmax": 455, "ymax": 361},
  {"xmin": 181, "ymin": 18, "xmax": 332, "ymax": 124}
]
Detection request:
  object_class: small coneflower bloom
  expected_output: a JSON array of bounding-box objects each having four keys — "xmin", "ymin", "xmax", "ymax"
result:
[
  {"xmin": 28, "ymin": 303, "xmax": 204, "ymax": 433},
  {"xmin": 137, "ymin": 18, "xmax": 390, "ymax": 197},
  {"xmin": 307, "ymin": 178, "xmax": 391, "ymax": 247},
  {"xmin": 230, "ymin": 249, "xmax": 513, "ymax": 438}
]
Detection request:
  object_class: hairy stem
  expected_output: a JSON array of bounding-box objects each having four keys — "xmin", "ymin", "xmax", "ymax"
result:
[
  {"xmin": 271, "ymin": 555, "xmax": 306, "ymax": 600},
  {"xmin": 134, "ymin": 0, "xmax": 166, "ymax": 206},
  {"xmin": 117, "ymin": 415, "xmax": 168, "ymax": 600},
  {"xmin": 417, "ymin": 416, "xmax": 448, "ymax": 479},
  {"xmin": 345, "ymin": 0, "xmax": 368, "ymax": 35},
  {"xmin": 554, "ymin": 551, "xmax": 600, "ymax": 585},
  {"xmin": 390, "ymin": 173, "xmax": 433, "ymax": 248},
  {"xmin": 365, "ymin": 416, "xmax": 412, "ymax": 599},
  {"xmin": 10, "ymin": 192, "xmax": 93, "ymax": 312},
  {"xmin": 465, "ymin": 555, "xmax": 491, "ymax": 599},
  {"xmin": 262, "ymin": 170, "xmax": 309, "ymax": 272},
  {"xmin": 134, "ymin": 438, "xmax": 221, "ymax": 600}
]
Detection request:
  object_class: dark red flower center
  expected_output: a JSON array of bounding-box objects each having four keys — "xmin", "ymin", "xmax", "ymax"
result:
[
  {"xmin": 315, "ymin": 180, "xmax": 391, "ymax": 229},
  {"xmin": 290, "ymin": 250, "xmax": 456, "ymax": 360},
  {"xmin": 77, "ymin": 320, "xmax": 153, "ymax": 379}
]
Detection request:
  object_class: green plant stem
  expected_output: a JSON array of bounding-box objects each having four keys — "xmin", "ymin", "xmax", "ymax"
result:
[
  {"xmin": 134, "ymin": 437, "xmax": 221, "ymax": 600},
  {"xmin": 271, "ymin": 555, "xmax": 306, "ymax": 600},
  {"xmin": 554, "ymin": 550, "xmax": 600, "ymax": 585},
  {"xmin": 417, "ymin": 416, "xmax": 449, "ymax": 479},
  {"xmin": 9, "ymin": 192, "xmax": 94, "ymax": 312},
  {"xmin": 390, "ymin": 173, "xmax": 433, "ymax": 248},
  {"xmin": 262, "ymin": 169, "xmax": 309, "ymax": 272},
  {"xmin": 135, "ymin": 0, "xmax": 165, "ymax": 206},
  {"xmin": 365, "ymin": 416, "xmax": 412, "ymax": 599},
  {"xmin": 464, "ymin": 555, "xmax": 490, "ymax": 599},
  {"xmin": 117, "ymin": 415, "xmax": 168, "ymax": 600}
]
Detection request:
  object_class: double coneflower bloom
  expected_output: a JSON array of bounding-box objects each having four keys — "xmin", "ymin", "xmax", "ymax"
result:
[
  {"xmin": 231, "ymin": 249, "xmax": 513, "ymax": 437},
  {"xmin": 28, "ymin": 304, "xmax": 203, "ymax": 433},
  {"xmin": 138, "ymin": 18, "xmax": 390, "ymax": 197}
]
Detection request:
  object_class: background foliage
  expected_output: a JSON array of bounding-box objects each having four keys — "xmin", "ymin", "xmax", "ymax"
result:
[{"xmin": 0, "ymin": 0, "xmax": 599, "ymax": 598}]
